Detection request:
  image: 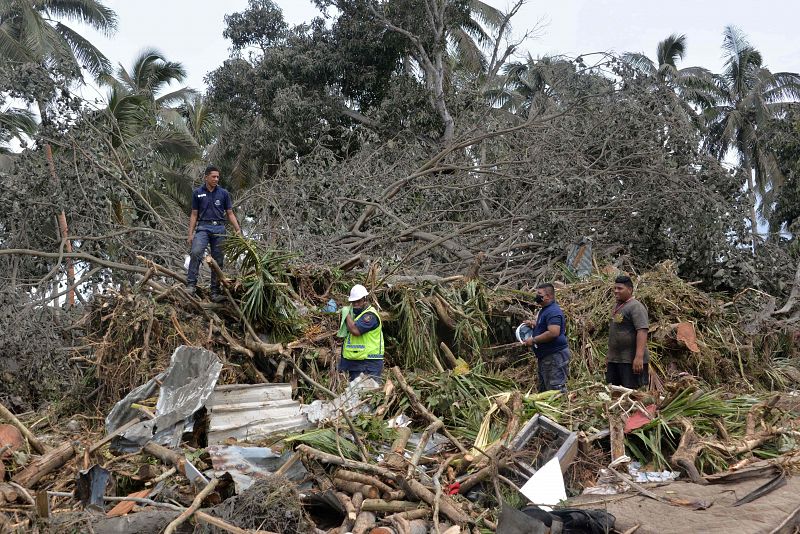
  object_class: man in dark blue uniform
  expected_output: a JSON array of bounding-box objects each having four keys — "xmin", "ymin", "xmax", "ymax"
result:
[
  {"xmin": 186, "ymin": 165, "xmax": 241, "ymax": 301},
  {"xmin": 522, "ymin": 283, "xmax": 571, "ymax": 393}
]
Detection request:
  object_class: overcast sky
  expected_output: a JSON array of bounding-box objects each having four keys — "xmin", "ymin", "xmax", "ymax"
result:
[{"xmin": 79, "ymin": 0, "xmax": 800, "ymax": 100}]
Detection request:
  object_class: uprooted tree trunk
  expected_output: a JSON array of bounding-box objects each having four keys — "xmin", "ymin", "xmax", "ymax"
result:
[{"xmin": 670, "ymin": 417, "xmax": 707, "ymax": 485}]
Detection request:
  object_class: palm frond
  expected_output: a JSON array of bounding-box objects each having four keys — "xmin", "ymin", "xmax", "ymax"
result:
[
  {"xmin": 55, "ymin": 21, "xmax": 111, "ymax": 75},
  {"xmin": 0, "ymin": 107, "xmax": 37, "ymax": 137},
  {"xmin": 39, "ymin": 0, "xmax": 117, "ymax": 35},
  {"xmin": 154, "ymin": 87, "xmax": 197, "ymax": 108},
  {"xmin": 223, "ymin": 234, "xmax": 301, "ymax": 339},
  {"xmin": 656, "ymin": 33, "xmax": 686, "ymax": 68},
  {"xmin": 620, "ymin": 52, "xmax": 656, "ymax": 77}
]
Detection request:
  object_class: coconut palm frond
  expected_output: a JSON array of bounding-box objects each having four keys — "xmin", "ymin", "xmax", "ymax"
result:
[
  {"xmin": 54, "ymin": 21, "xmax": 111, "ymax": 75},
  {"xmin": 620, "ymin": 52, "xmax": 656, "ymax": 77},
  {"xmin": 224, "ymin": 234, "xmax": 301, "ymax": 339},
  {"xmin": 40, "ymin": 0, "xmax": 118, "ymax": 35}
]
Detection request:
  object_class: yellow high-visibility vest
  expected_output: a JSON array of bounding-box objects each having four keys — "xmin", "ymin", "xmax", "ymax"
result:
[{"xmin": 343, "ymin": 306, "xmax": 384, "ymax": 361}]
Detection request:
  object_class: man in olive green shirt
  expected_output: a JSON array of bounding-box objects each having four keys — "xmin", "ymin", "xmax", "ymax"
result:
[{"xmin": 606, "ymin": 275, "xmax": 649, "ymax": 389}]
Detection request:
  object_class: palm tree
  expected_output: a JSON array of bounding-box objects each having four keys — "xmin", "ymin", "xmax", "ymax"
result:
[
  {"xmin": 621, "ymin": 34, "xmax": 716, "ymax": 128},
  {"xmin": 0, "ymin": 0, "xmax": 116, "ymax": 81},
  {"xmin": 704, "ymin": 26, "xmax": 800, "ymax": 245},
  {"xmin": 490, "ymin": 54, "xmax": 575, "ymax": 115},
  {"xmin": 0, "ymin": 0, "xmax": 117, "ymax": 307},
  {"xmin": 101, "ymin": 49, "xmax": 198, "ymax": 157}
]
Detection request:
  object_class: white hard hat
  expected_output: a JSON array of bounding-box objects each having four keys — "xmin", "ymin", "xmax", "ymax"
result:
[{"xmin": 348, "ymin": 284, "xmax": 369, "ymax": 302}]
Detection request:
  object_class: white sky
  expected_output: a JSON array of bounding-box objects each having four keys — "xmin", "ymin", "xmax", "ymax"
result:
[{"xmin": 77, "ymin": 0, "xmax": 800, "ymax": 100}]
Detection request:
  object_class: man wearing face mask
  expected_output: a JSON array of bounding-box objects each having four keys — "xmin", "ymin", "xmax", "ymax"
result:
[
  {"xmin": 338, "ymin": 284, "xmax": 384, "ymax": 381},
  {"xmin": 522, "ymin": 283, "xmax": 570, "ymax": 393}
]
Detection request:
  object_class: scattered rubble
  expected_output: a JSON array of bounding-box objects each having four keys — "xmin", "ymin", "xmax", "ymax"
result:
[{"xmin": 0, "ymin": 256, "xmax": 799, "ymax": 533}]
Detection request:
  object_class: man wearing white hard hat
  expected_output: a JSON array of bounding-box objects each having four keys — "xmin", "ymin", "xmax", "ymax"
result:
[{"xmin": 338, "ymin": 284, "xmax": 384, "ymax": 381}]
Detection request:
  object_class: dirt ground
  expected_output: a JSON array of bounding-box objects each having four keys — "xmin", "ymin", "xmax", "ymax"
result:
[{"xmin": 569, "ymin": 475, "xmax": 800, "ymax": 534}]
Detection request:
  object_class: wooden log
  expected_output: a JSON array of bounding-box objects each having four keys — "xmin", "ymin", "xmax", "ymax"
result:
[
  {"xmin": 336, "ymin": 491, "xmax": 357, "ymax": 521},
  {"xmin": 275, "ymin": 451, "xmax": 300, "ymax": 477},
  {"xmin": 194, "ymin": 510, "xmax": 279, "ymax": 534},
  {"xmin": 390, "ymin": 367, "xmax": 468, "ymax": 454},
  {"xmin": 384, "ymin": 427, "xmax": 412, "ymax": 470},
  {"xmin": 163, "ymin": 477, "xmax": 220, "ymax": 534},
  {"xmin": 12, "ymin": 442, "xmax": 75, "ymax": 488},
  {"xmin": 35, "ymin": 490, "xmax": 49, "ymax": 518},
  {"xmin": 0, "ymin": 484, "xmax": 18, "ymax": 503},
  {"xmin": 360, "ymin": 500, "xmax": 426, "ymax": 513},
  {"xmin": 383, "ymin": 508, "xmax": 431, "ymax": 522},
  {"xmin": 0, "ymin": 403, "xmax": 46, "ymax": 455},
  {"xmin": 352, "ymin": 492, "xmax": 363, "ymax": 514},
  {"xmin": 143, "ymin": 441, "xmax": 185, "ymax": 474},
  {"xmin": 402, "ymin": 478, "xmax": 470, "ymax": 525},
  {"xmin": 407, "ymin": 420, "xmax": 442, "ymax": 478},
  {"xmin": 352, "ymin": 511, "xmax": 376, "ymax": 534},
  {"xmin": 383, "ymin": 490, "xmax": 406, "ymax": 500},
  {"xmin": 333, "ymin": 479, "xmax": 378, "ymax": 499},
  {"xmin": 297, "ymin": 445, "xmax": 398, "ymax": 481},
  {"xmin": 439, "ymin": 342, "xmax": 459, "ymax": 370},
  {"xmin": 335, "ymin": 470, "xmax": 395, "ymax": 494},
  {"xmin": 90, "ymin": 418, "xmax": 141, "ymax": 453}
]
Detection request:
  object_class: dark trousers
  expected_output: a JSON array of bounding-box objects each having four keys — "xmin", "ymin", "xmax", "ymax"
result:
[
  {"xmin": 606, "ymin": 362, "xmax": 649, "ymax": 389},
  {"xmin": 338, "ymin": 357, "xmax": 384, "ymax": 382},
  {"xmin": 187, "ymin": 223, "xmax": 225, "ymax": 292},
  {"xmin": 537, "ymin": 348, "xmax": 570, "ymax": 393}
]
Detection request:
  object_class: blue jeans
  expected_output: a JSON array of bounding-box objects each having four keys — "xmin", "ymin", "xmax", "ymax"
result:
[
  {"xmin": 187, "ymin": 223, "xmax": 226, "ymax": 292},
  {"xmin": 537, "ymin": 348, "xmax": 570, "ymax": 393}
]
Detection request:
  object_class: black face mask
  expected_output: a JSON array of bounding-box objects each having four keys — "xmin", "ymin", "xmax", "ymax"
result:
[{"xmin": 534, "ymin": 295, "xmax": 544, "ymax": 304}]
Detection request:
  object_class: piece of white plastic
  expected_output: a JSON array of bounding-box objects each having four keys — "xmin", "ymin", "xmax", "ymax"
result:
[{"xmin": 519, "ymin": 456, "xmax": 567, "ymax": 511}]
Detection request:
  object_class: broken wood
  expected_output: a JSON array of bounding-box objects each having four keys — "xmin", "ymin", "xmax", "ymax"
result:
[
  {"xmin": 384, "ymin": 427, "xmax": 412, "ymax": 470},
  {"xmin": 163, "ymin": 477, "xmax": 219, "ymax": 534},
  {"xmin": 336, "ymin": 491, "xmax": 357, "ymax": 521},
  {"xmin": 35, "ymin": 490, "xmax": 49, "ymax": 518},
  {"xmin": 360, "ymin": 499, "xmax": 426, "ymax": 513},
  {"xmin": 12, "ymin": 442, "xmax": 75, "ymax": 488},
  {"xmin": 391, "ymin": 367, "xmax": 468, "ymax": 454},
  {"xmin": 90, "ymin": 418, "xmax": 142, "ymax": 453},
  {"xmin": 383, "ymin": 507, "xmax": 431, "ymax": 522},
  {"xmin": 671, "ymin": 417, "xmax": 708, "ymax": 485},
  {"xmin": 333, "ymin": 479, "xmax": 379, "ymax": 499},
  {"xmin": 0, "ymin": 402, "xmax": 46, "ymax": 455},
  {"xmin": 275, "ymin": 451, "xmax": 301, "ymax": 477},
  {"xmin": 439, "ymin": 342, "xmax": 459, "ymax": 370},
  {"xmin": 401, "ymin": 478, "xmax": 470, "ymax": 525},
  {"xmin": 335, "ymin": 469, "xmax": 394, "ymax": 494},
  {"xmin": 352, "ymin": 510, "xmax": 376, "ymax": 534},
  {"xmin": 297, "ymin": 445, "xmax": 398, "ymax": 481}
]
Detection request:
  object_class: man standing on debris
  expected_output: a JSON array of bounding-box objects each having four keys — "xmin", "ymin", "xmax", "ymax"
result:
[
  {"xmin": 607, "ymin": 275, "xmax": 649, "ymax": 389},
  {"xmin": 186, "ymin": 165, "xmax": 241, "ymax": 302},
  {"xmin": 338, "ymin": 284, "xmax": 384, "ymax": 381},
  {"xmin": 523, "ymin": 283, "xmax": 570, "ymax": 393}
]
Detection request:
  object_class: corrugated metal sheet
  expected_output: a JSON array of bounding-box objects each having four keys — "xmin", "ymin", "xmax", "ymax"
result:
[{"xmin": 206, "ymin": 383, "xmax": 312, "ymax": 445}]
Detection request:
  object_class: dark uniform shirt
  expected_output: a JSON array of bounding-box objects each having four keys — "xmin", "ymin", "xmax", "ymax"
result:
[
  {"xmin": 192, "ymin": 185, "xmax": 232, "ymax": 222},
  {"xmin": 352, "ymin": 308, "xmax": 379, "ymax": 335},
  {"xmin": 531, "ymin": 301, "xmax": 569, "ymax": 357}
]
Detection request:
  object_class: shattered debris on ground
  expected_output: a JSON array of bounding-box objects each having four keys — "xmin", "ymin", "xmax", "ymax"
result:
[{"xmin": 0, "ymin": 254, "xmax": 799, "ymax": 533}]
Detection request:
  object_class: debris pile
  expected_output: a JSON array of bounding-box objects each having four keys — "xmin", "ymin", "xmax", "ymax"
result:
[{"xmin": 0, "ymin": 249, "xmax": 799, "ymax": 533}]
